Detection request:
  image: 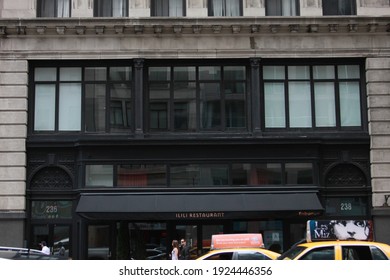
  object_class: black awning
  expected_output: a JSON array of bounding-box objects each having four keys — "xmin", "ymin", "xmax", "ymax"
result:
[{"xmin": 76, "ymin": 192, "xmax": 323, "ymax": 220}]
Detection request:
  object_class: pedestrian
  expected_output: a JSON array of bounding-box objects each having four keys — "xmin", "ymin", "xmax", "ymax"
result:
[
  {"xmin": 40, "ymin": 241, "xmax": 50, "ymax": 255},
  {"xmin": 171, "ymin": 240, "xmax": 179, "ymax": 260},
  {"xmin": 179, "ymin": 239, "xmax": 190, "ymax": 260}
]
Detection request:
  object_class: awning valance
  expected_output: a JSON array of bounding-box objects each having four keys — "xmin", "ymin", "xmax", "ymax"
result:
[{"xmin": 76, "ymin": 192, "xmax": 323, "ymax": 220}]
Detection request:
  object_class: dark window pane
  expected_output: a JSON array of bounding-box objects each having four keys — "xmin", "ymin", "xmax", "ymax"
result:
[
  {"xmin": 232, "ymin": 164, "xmax": 282, "ymax": 185},
  {"xmin": 110, "ymin": 84, "xmax": 132, "ymax": 132},
  {"xmin": 285, "ymin": 163, "xmax": 313, "ymax": 184},
  {"xmin": 208, "ymin": 0, "xmax": 242, "ymax": 16},
  {"xmin": 151, "ymin": 0, "xmax": 184, "ymax": 17},
  {"xmin": 323, "ymin": 0, "xmax": 356, "ymax": 15},
  {"xmin": 85, "ymin": 67, "xmax": 107, "ymax": 81},
  {"xmin": 37, "ymin": 0, "xmax": 70, "ymax": 17},
  {"xmin": 266, "ymin": 0, "xmax": 299, "ymax": 16},
  {"xmin": 150, "ymin": 103, "xmax": 168, "ymax": 129},
  {"xmin": 170, "ymin": 164, "xmax": 228, "ymax": 186},
  {"xmin": 94, "ymin": 0, "xmax": 128, "ymax": 17},
  {"xmin": 226, "ymin": 100, "xmax": 245, "ymax": 128},
  {"xmin": 117, "ymin": 165, "xmax": 167, "ymax": 187},
  {"xmin": 85, "ymin": 84, "xmax": 106, "ymax": 132}
]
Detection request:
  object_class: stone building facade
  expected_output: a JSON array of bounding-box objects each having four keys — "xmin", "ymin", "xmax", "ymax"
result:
[{"xmin": 0, "ymin": 0, "xmax": 390, "ymax": 258}]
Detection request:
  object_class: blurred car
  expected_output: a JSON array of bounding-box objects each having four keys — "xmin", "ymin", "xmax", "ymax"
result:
[
  {"xmin": 146, "ymin": 248, "xmax": 167, "ymax": 260},
  {"xmin": 196, "ymin": 233, "xmax": 280, "ymax": 260},
  {"xmin": 278, "ymin": 240, "xmax": 390, "ymax": 260},
  {"xmin": 0, "ymin": 246, "xmax": 66, "ymax": 260},
  {"xmin": 278, "ymin": 219, "xmax": 390, "ymax": 260}
]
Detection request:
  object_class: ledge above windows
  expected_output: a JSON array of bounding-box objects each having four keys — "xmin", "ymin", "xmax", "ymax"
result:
[{"xmin": 0, "ymin": 16, "xmax": 389, "ymax": 37}]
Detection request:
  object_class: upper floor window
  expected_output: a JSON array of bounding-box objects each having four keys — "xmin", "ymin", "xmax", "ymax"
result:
[
  {"xmin": 84, "ymin": 161, "xmax": 313, "ymax": 187},
  {"xmin": 262, "ymin": 64, "xmax": 363, "ymax": 130},
  {"xmin": 265, "ymin": 0, "xmax": 299, "ymax": 16},
  {"xmin": 37, "ymin": 0, "xmax": 71, "ymax": 17},
  {"xmin": 208, "ymin": 0, "xmax": 242, "ymax": 16},
  {"xmin": 151, "ymin": 0, "xmax": 186, "ymax": 17},
  {"xmin": 32, "ymin": 64, "xmax": 133, "ymax": 133},
  {"xmin": 94, "ymin": 0, "xmax": 128, "ymax": 17},
  {"xmin": 323, "ymin": 0, "xmax": 356, "ymax": 15},
  {"xmin": 148, "ymin": 65, "xmax": 246, "ymax": 132}
]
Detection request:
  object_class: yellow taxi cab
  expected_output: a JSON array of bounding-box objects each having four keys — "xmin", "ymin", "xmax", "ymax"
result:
[
  {"xmin": 196, "ymin": 233, "xmax": 281, "ymax": 260},
  {"xmin": 278, "ymin": 220, "xmax": 390, "ymax": 260}
]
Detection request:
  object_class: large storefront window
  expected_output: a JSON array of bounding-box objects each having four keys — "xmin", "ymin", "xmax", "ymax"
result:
[
  {"xmin": 148, "ymin": 65, "xmax": 246, "ymax": 132},
  {"xmin": 263, "ymin": 64, "xmax": 362, "ymax": 130}
]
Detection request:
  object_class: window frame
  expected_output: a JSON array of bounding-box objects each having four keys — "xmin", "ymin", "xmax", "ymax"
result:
[
  {"xmin": 208, "ymin": 0, "xmax": 243, "ymax": 17},
  {"xmin": 37, "ymin": 0, "xmax": 72, "ymax": 18},
  {"xmin": 30, "ymin": 61, "xmax": 134, "ymax": 134},
  {"xmin": 150, "ymin": 0, "xmax": 186, "ymax": 17},
  {"xmin": 261, "ymin": 59, "xmax": 366, "ymax": 132},
  {"xmin": 322, "ymin": 0, "xmax": 357, "ymax": 16},
  {"xmin": 265, "ymin": 0, "xmax": 300, "ymax": 16},
  {"xmin": 93, "ymin": 0, "xmax": 129, "ymax": 17},
  {"xmin": 146, "ymin": 62, "xmax": 248, "ymax": 133}
]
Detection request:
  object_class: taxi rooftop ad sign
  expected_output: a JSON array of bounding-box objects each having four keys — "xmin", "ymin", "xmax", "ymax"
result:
[{"xmin": 306, "ymin": 220, "xmax": 374, "ymax": 242}]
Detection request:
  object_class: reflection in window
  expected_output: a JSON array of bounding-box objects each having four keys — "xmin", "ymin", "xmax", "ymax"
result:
[
  {"xmin": 208, "ymin": 0, "xmax": 242, "ymax": 16},
  {"xmin": 117, "ymin": 165, "xmax": 167, "ymax": 187},
  {"xmin": 37, "ymin": 0, "xmax": 71, "ymax": 17},
  {"xmin": 232, "ymin": 164, "xmax": 282, "ymax": 185},
  {"xmin": 323, "ymin": 0, "xmax": 356, "ymax": 15},
  {"xmin": 85, "ymin": 165, "xmax": 113, "ymax": 187},
  {"xmin": 285, "ymin": 163, "xmax": 313, "ymax": 184},
  {"xmin": 266, "ymin": 0, "xmax": 299, "ymax": 16},
  {"xmin": 170, "ymin": 164, "xmax": 229, "ymax": 186},
  {"xmin": 151, "ymin": 0, "xmax": 185, "ymax": 17},
  {"xmin": 94, "ymin": 0, "xmax": 128, "ymax": 17}
]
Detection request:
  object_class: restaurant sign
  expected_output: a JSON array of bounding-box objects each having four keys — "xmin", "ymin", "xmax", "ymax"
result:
[{"xmin": 175, "ymin": 212, "xmax": 225, "ymax": 219}]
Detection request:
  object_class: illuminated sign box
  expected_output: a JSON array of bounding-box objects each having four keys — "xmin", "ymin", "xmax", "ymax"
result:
[{"xmin": 211, "ymin": 233, "xmax": 264, "ymax": 250}]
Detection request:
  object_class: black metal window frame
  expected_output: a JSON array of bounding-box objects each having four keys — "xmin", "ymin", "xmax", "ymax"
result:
[
  {"xmin": 30, "ymin": 61, "xmax": 134, "ymax": 134},
  {"xmin": 150, "ymin": 0, "xmax": 187, "ymax": 17},
  {"xmin": 260, "ymin": 59, "xmax": 367, "ymax": 132},
  {"xmin": 146, "ymin": 61, "xmax": 249, "ymax": 133},
  {"xmin": 37, "ymin": 0, "xmax": 72, "ymax": 18}
]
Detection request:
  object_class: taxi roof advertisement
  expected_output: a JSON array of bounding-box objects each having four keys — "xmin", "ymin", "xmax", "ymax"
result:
[
  {"xmin": 306, "ymin": 220, "xmax": 374, "ymax": 242},
  {"xmin": 211, "ymin": 233, "xmax": 264, "ymax": 250}
]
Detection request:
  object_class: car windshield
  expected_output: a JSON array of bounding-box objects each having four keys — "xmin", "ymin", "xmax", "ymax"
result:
[{"xmin": 277, "ymin": 245, "xmax": 306, "ymax": 260}]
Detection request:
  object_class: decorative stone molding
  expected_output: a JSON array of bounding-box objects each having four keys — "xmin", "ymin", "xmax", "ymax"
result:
[
  {"xmin": 289, "ymin": 24, "xmax": 300, "ymax": 33},
  {"xmin": 114, "ymin": 25, "xmax": 124, "ymax": 34},
  {"xmin": 36, "ymin": 26, "xmax": 46, "ymax": 35},
  {"xmin": 56, "ymin": 26, "xmax": 66, "ymax": 35},
  {"xmin": 192, "ymin": 25, "xmax": 202, "ymax": 34},
  {"xmin": 0, "ymin": 17, "xmax": 389, "ymax": 37},
  {"xmin": 95, "ymin": 25, "xmax": 105, "ymax": 34},
  {"xmin": 212, "ymin": 25, "xmax": 222, "ymax": 33},
  {"xmin": 75, "ymin": 25, "xmax": 86, "ymax": 35},
  {"xmin": 250, "ymin": 25, "xmax": 260, "ymax": 33},
  {"xmin": 134, "ymin": 25, "xmax": 144, "ymax": 34},
  {"xmin": 231, "ymin": 25, "xmax": 241, "ymax": 33}
]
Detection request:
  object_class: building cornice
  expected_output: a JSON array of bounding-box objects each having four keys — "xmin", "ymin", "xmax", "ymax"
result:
[{"xmin": 0, "ymin": 16, "xmax": 389, "ymax": 37}]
